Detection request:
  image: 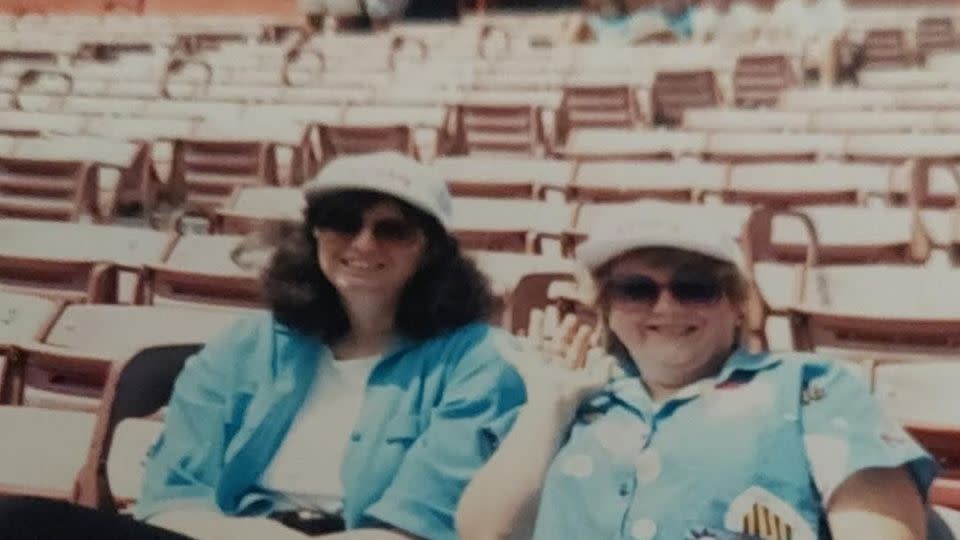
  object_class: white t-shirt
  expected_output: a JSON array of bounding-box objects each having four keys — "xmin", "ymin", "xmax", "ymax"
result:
[{"xmin": 258, "ymin": 351, "xmax": 381, "ymax": 513}]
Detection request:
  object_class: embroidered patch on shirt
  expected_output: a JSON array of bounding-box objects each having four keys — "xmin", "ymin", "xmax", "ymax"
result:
[
  {"xmin": 724, "ymin": 486, "xmax": 815, "ymax": 540},
  {"xmin": 800, "ymin": 384, "xmax": 825, "ymax": 405}
]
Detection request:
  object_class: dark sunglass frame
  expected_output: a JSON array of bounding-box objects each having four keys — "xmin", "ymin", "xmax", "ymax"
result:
[{"xmin": 604, "ymin": 273, "xmax": 724, "ymax": 306}]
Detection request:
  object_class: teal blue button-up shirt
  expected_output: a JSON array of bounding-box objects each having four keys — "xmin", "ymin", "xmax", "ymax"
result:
[{"xmin": 134, "ymin": 312, "xmax": 524, "ymax": 540}]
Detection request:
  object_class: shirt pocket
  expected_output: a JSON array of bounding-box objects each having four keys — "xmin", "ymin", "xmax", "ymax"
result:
[{"xmin": 384, "ymin": 413, "xmax": 421, "ymax": 446}]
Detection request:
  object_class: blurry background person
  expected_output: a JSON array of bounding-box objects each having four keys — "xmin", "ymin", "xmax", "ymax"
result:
[
  {"xmin": 298, "ymin": 0, "xmax": 411, "ymax": 32},
  {"xmin": 764, "ymin": 0, "xmax": 849, "ymax": 84},
  {"xmin": 692, "ymin": 0, "xmax": 762, "ymax": 44}
]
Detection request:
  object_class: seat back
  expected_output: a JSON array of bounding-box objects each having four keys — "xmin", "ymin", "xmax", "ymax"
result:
[
  {"xmin": 453, "ymin": 104, "xmax": 545, "ymax": 156},
  {"xmin": 317, "ymin": 124, "xmax": 419, "ymax": 168},
  {"xmin": 733, "ymin": 54, "xmax": 797, "ymax": 108},
  {"xmin": 862, "ymin": 28, "xmax": 914, "ymax": 70},
  {"xmin": 139, "ymin": 233, "xmax": 264, "ymax": 309},
  {"xmin": 651, "ymin": 69, "xmax": 721, "ymax": 127},
  {"xmin": 73, "ymin": 344, "xmax": 203, "ymax": 511},
  {"xmin": 917, "ymin": 17, "xmax": 958, "ymax": 60},
  {"xmin": 789, "ymin": 267, "xmax": 960, "ymax": 359},
  {"xmin": 0, "ymin": 255, "xmax": 118, "ymax": 303},
  {"xmin": 0, "ymin": 157, "xmax": 98, "ymax": 222},
  {"xmin": 170, "ymin": 138, "xmax": 278, "ymax": 214},
  {"xmin": 556, "ymin": 85, "xmax": 642, "ymax": 144}
]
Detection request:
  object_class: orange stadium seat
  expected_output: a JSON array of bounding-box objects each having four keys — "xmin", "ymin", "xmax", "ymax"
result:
[
  {"xmin": 568, "ymin": 160, "xmax": 726, "ymax": 203},
  {"xmin": 169, "ymin": 137, "xmax": 280, "ymax": 214},
  {"xmin": 317, "ymin": 124, "xmax": 420, "ymax": 167},
  {"xmin": 554, "ymin": 84, "xmax": 644, "ymax": 144},
  {"xmin": 452, "ymin": 103, "xmax": 548, "ymax": 156},
  {"xmin": 0, "ymin": 156, "xmax": 99, "ymax": 221},
  {"xmin": 651, "ymin": 69, "xmax": 722, "ymax": 127},
  {"xmin": 139, "ymin": 233, "xmax": 263, "ymax": 309},
  {"xmin": 733, "ymin": 53, "xmax": 798, "ymax": 108}
]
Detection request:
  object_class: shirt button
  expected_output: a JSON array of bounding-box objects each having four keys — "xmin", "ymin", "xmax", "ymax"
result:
[
  {"xmin": 350, "ymin": 431, "xmax": 361, "ymax": 442},
  {"xmin": 561, "ymin": 453, "xmax": 594, "ymax": 478},
  {"xmin": 619, "ymin": 483, "xmax": 630, "ymax": 497},
  {"xmin": 630, "ymin": 518, "xmax": 657, "ymax": 540},
  {"xmin": 634, "ymin": 449, "xmax": 662, "ymax": 485}
]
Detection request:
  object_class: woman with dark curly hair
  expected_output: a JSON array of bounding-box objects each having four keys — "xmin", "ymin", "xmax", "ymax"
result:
[
  {"xmin": 135, "ymin": 152, "xmax": 524, "ymax": 540},
  {"xmin": 0, "ymin": 152, "xmax": 524, "ymax": 540}
]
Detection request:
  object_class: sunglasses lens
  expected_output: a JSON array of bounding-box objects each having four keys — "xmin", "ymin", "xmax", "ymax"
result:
[
  {"xmin": 608, "ymin": 276, "xmax": 660, "ymax": 303},
  {"xmin": 607, "ymin": 273, "xmax": 724, "ymax": 306},
  {"xmin": 373, "ymin": 219, "xmax": 419, "ymax": 244},
  {"xmin": 316, "ymin": 211, "xmax": 363, "ymax": 235},
  {"xmin": 670, "ymin": 278, "xmax": 723, "ymax": 304}
]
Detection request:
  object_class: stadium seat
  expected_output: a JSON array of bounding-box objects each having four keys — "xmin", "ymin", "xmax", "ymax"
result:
[
  {"xmin": 651, "ymin": 69, "xmax": 723, "ymax": 127},
  {"xmin": 569, "ymin": 160, "xmax": 725, "ymax": 203},
  {"xmin": 139, "ymin": 233, "xmax": 263, "ymax": 309}
]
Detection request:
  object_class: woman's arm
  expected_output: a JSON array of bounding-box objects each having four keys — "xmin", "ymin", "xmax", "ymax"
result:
[
  {"xmin": 457, "ymin": 313, "xmax": 611, "ymax": 540},
  {"xmin": 134, "ymin": 315, "xmax": 271, "ymax": 522},
  {"xmin": 826, "ymin": 466, "xmax": 926, "ymax": 540},
  {"xmin": 799, "ymin": 359, "xmax": 937, "ymax": 540},
  {"xmin": 455, "ymin": 401, "xmax": 571, "ymax": 540}
]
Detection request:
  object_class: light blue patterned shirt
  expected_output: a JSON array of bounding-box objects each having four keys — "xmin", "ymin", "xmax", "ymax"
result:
[{"xmin": 531, "ymin": 349, "xmax": 937, "ymax": 540}]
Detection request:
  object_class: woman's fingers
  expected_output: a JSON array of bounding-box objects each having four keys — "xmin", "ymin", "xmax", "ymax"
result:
[
  {"xmin": 542, "ymin": 313, "xmax": 578, "ymax": 359},
  {"xmin": 588, "ymin": 325, "xmax": 603, "ymax": 348},
  {"xmin": 564, "ymin": 325, "xmax": 593, "ymax": 370},
  {"xmin": 542, "ymin": 305, "xmax": 561, "ymax": 338},
  {"xmin": 555, "ymin": 313, "xmax": 580, "ymax": 345},
  {"xmin": 526, "ymin": 308, "xmax": 545, "ymax": 347}
]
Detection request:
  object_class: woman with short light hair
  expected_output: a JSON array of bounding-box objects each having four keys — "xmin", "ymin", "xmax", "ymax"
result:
[{"xmin": 457, "ymin": 201, "xmax": 934, "ymax": 540}]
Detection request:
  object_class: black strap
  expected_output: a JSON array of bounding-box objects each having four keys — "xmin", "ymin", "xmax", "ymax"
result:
[{"xmin": 269, "ymin": 510, "xmax": 346, "ymax": 536}]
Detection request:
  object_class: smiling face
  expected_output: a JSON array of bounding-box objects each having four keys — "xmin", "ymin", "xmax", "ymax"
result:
[
  {"xmin": 314, "ymin": 199, "xmax": 427, "ymax": 306},
  {"xmin": 601, "ymin": 249, "xmax": 744, "ymax": 394}
]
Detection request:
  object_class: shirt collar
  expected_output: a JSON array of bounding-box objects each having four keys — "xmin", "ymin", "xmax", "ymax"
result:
[
  {"xmin": 587, "ymin": 347, "xmax": 781, "ymax": 416},
  {"xmin": 713, "ymin": 347, "xmax": 782, "ymax": 386}
]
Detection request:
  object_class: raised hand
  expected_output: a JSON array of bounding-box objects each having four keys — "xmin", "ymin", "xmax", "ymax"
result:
[{"xmin": 497, "ymin": 306, "xmax": 614, "ymax": 423}]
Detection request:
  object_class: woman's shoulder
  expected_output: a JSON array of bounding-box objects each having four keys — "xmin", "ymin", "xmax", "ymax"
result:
[
  {"xmin": 413, "ymin": 321, "xmax": 504, "ymax": 356},
  {"xmin": 402, "ymin": 322, "xmax": 515, "ymax": 375},
  {"xmin": 759, "ymin": 350, "xmax": 871, "ymax": 389},
  {"xmin": 194, "ymin": 310, "xmax": 317, "ymax": 372}
]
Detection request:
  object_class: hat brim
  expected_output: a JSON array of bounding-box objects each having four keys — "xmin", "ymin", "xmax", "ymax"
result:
[
  {"xmin": 304, "ymin": 180, "xmax": 449, "ymax": 229},
  {"xmin": 577, "ymin": 232, "xmax": 746, "ymax": 272}
]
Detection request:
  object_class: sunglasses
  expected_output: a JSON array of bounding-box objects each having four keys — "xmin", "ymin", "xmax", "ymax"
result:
[
  {"xmin": 604, "ymin": 273, "xmax": 724, "ymax": 307},
  {"xmin": 314, "ymin": 213, "xmax": 421, "ymax": 245}
]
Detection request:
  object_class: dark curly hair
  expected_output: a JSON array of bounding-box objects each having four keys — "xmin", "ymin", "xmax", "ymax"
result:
[{"xmin": 262, "ymin": 189, "xmax": 494, "ymax": 343}]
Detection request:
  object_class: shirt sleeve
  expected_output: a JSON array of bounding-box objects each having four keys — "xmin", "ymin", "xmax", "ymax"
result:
[
  {"xmin": 133, "ymin": 316, "xmax": 260, "ymax": 521},
  {"xmin": 360, "ymin": 328, "xmax": 526, "ymax": 540},
  {"xmin": 364, "ymin": 0, "xmax": 410, "ymax": 19},
  {"xmin": 800, "ymin": 360, "xmax": 939, "ymax": 506}
]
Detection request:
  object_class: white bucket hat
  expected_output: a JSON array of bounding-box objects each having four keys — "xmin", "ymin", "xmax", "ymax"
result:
[
  {"xmin": 576, "ymin": 201, "xmax": 748, "ymax": 273},
  {"xmin": 302, "ymin": 152, "xmax": 453, "ymax": 228}
]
